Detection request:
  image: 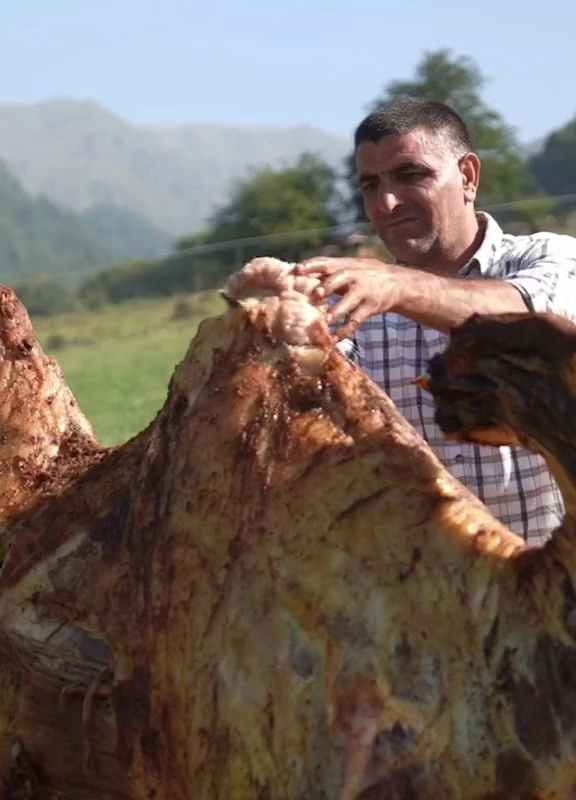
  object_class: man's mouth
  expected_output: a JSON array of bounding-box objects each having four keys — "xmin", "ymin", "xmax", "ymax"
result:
[{"xmin": 385, "ymin": 217, "xmax": 418, "ymax": 231}]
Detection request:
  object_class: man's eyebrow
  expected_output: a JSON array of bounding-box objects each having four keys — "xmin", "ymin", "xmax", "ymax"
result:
[
  {"xmin": 358, "ymin": 172, "xmax": 378, "ymax": 183},
  {"xmin": 358, "ymin": 160, "xmax": 425, "ymax": 182},
  {"xmin": 394, "ymin": 160, "xmax": 421, "ymax": 170}
]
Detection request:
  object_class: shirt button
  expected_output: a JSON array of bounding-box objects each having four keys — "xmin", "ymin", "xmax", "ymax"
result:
[{"xmin": 455, "ymin": 454, "xmax": 463, "ymax": 463}]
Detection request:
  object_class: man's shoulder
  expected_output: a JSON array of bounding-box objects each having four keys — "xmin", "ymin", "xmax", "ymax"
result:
[{"xmin": 497, "ymin": 227, "xmax": 576, "ymax": 264}]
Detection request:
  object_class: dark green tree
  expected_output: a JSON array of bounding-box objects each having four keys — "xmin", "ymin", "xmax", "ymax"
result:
[
  {"xmin": 12, "ymin": 277, "xmax": 79, "ymax": 317},
  {"xmin": 346, "ymin": 49, "xmax": 530, "ymax": 222},
  {"xmin": 528, "ymin": 117, "xmax": 576, "ymax": 200},
  {"xmin": 205, "ymin": 151, "xmax": 344, "ymax": 261}
]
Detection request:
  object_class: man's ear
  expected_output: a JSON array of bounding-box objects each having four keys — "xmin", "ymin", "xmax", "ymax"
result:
[{"xmin": 460, "ymin": 152, "xmax": 481, "ymax": 202}]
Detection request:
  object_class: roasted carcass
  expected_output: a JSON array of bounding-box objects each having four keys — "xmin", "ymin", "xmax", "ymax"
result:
[{"xmin": 0, "ymin": 261, "xmax": 574, "ymax": 800}]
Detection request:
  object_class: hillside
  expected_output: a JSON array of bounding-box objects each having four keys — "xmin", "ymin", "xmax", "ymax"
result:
[
  {"xmin": 79, "ymin": 203, "xmax": 173, "ymax": 259},
  {"xmin": 0, "ymin": 161, "xmax": 116, "ymax": 278},
  {"xmin": 0, "ymin": 99, "xmax": 350, "ymax": 236},
  {"xmin": 0, "ymin": 162, "xmax": 177, "ymax": 280}
]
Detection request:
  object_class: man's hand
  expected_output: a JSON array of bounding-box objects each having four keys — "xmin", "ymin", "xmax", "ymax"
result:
[
  {"xmin": 295, "ymin": 255, "xmax": 530, "ymax": 337},
  {"xmin": 294, "ymin": 257, "xmax": 404, "ymax": 340}
]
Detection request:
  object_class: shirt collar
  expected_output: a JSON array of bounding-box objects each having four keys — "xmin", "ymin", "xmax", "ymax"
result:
[{"xmin": 458, "ymin": 211, "xmax": 505, "ymax": 277}]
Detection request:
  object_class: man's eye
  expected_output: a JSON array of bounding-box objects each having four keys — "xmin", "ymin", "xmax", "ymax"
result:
[
  {"xmin": 402, "ymin": 170, "xmax": 422, "ymax": 179},
  {"xmin": 401, "ymin": 169, "xmax": 431, "ymax": 181},
  {"xmin": 361, "ymin": 182, "xmax": 377, "ymax": 193}
]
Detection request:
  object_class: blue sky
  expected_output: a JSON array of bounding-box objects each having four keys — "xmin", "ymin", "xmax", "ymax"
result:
[{"xmin": 4, "ymin": 0, "xmax": 575, "ymax": 145}]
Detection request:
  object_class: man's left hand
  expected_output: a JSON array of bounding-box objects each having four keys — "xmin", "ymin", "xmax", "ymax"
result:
[{"xmin": 294, "ymin": 257, "xmax": 404, "ymax": 340}]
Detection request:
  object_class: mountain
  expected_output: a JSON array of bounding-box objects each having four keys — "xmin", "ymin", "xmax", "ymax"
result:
[
  {"xmin": 0, "ymin": 161, "xmax": 116, "ymax": 279},
  {"xmin": 79, "ymin": 203, "xmax": 172, "ymax": 260},
  {"xmin": 0, "ymin": 159, "xmax": 177, "ymax": 281},
  {"xmin": 0, "ymin": 100, "xmax": 204, "ymax": 236},
  {"xmin": 0, "ymin": 99, "xmax": 350, "ymax": 236}
]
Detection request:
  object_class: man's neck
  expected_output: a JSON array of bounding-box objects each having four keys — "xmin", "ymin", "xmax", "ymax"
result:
[{"xmin": 417, "ymin": 214, "xmax": 485, "ymax": 277}]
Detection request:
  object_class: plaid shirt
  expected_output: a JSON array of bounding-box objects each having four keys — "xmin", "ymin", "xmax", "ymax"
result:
[{"xmin": 339, "ymin": 213, "xmax": 576, "ymax": 545}]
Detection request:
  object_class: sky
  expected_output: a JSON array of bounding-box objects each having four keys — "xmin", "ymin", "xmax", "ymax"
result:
[{"xmin": 3, "ymin": 0, "xmax": 575, "ymax": 146}]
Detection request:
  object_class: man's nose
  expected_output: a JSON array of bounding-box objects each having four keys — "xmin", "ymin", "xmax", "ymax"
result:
[{"xmin": 377, "ymin": 188, "xmax": 402, "ymax": 214}]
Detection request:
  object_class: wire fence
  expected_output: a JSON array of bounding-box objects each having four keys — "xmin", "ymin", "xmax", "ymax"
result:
[{"xmin": 5, "ymin": 193, "xmax": 576, "ymax": 291}]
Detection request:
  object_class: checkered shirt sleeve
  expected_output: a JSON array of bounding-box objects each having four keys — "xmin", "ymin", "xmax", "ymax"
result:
[{"xmin": 502, "ymin": 234, "xmax": 576, "ymax": 319}]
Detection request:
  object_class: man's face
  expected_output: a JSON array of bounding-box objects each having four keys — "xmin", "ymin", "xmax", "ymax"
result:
[{"xmin": 355, "ymin": 128, "xmax": 478, "ymax": 269}]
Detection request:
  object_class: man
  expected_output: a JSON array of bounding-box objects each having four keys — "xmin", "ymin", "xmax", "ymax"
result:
[{"xmin": 295, "ymin": 96, "xmax": 576, "ymax": 545}]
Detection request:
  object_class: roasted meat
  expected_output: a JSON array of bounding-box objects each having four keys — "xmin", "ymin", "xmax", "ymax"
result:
[{"xmin": 0, "ymin": 263, "xmax": 574, "ymax": 799}]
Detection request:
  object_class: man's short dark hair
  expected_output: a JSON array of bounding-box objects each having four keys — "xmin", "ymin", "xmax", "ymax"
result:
[{"xmin": 354, "ymin": 97, "xmax": 472, "ymax": 156}]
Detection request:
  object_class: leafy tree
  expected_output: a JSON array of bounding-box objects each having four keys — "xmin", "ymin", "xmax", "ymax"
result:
[
  {"xmin": 12, "ymin": 277, "xmax": 79, "ymax": 317},
  {"xmin": 174, "ymin": 230, "xmax": 212, "ymax": 253},
  {"xmin": 205, "ymin": 151, "xmax": 344, "ymax": 262},
  {"xmin": 528, "ymin": 118, "xmax": 576, "ymax": 201},
  {"xmin": 495, "ymin": 195, "xmax": 557, "ymax": 234},
  {"xmin": 346, "ymin": 49, "xmax": 530, "ymax": 222},
  {"xmin": 78, "ymin": 250, "xmax": 230, "ymax": 307}
]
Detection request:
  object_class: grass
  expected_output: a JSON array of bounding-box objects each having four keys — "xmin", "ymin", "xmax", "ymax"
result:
[{"xmin": 33, "ymin": 292, "xmax": 224, "ymax": 446}]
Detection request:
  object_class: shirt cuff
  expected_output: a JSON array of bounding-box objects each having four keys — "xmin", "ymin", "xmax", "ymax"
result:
[{"xmin": 504, "ymin": 276, "xmax": 550, "ymax": 313}]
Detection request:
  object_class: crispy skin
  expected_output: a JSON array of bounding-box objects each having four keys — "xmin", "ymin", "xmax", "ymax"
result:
[{"xmin": 0, "ymin": 269, "xmax": 575, "ymax": 799}]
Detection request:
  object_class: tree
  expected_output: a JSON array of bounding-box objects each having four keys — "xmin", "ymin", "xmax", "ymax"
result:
[
  {"xmin": 12, "ymin": 276, "xmax": 80, "ymax": 317},
  {"xmin": 494, "ymin": 195, "xmax": 557, "ymax": 235},
  {"xmin": 346, "ymin": 49, "xmax": 530, "ymax": 222},
  {"xmin": 205, "ymin": 151, "xmax": 344, "ymax": 262},
  {"xmin": 528, "ymin": 117, "xmax": 576, "ymax": 201}
]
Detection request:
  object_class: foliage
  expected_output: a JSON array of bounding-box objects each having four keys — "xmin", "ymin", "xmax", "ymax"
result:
[
  {"xmin": 528, "ymin": 118, "xmax": 576, "ymax": 203},
  {"xmin": 77, "ymin": 250, "xmax": 230, "ymax": 308},
  {"xmin": 495, "ymin": 195, "xmax": 558, "ymax": 234},
  {"xmin": 12, "ymin": 277, "xmax": 80, "ymax": 317},
  {"xmin": 174, "ymin": 230, "xmax": 212, "ymax": 252},
  {"xmin": 346, "ymin": 49, "xmax": 530, "ymax": 222},
  {"xmin": 205, "ymin": 151, "xmax": 343, "ymax": 261}
]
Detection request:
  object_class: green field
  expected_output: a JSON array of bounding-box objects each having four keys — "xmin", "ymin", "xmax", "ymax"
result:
[{"xmin": 33, "ymin": 292, "xmax": 224, "ymax": 446}]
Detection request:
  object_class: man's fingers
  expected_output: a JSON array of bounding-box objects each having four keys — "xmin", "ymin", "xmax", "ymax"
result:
[
  {"xmin": 293, "ymin": 259, "xmax": 332, "ymax": 276},
  {"xmin": 320, "ymin": 270, "xmax": 354, "ymax": 298},
  {"xmin": 327, "ymin": 289, "xmax": 364, "ymax": 325},
  {"xmin": 331, "ymin": 303, "xmax": 371, "ymax": 341}
]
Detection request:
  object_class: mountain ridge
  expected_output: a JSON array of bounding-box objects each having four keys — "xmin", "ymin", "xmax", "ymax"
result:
[
  {"xmin": 0, "ymin": 98, "xmax": 351, "ymax": 236},
  {"xmin": 0, "ymin": 160, "xmax": 174, "ymax": 281}
]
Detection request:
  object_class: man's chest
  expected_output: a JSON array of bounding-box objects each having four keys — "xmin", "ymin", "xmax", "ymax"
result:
[
  {"xmin": 355, "ymin": 314, "xmax": 447, "ymax": 423},
  {"xmin": 352, "ymin": 314, "xmax": 519, "ymax": 500}
]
